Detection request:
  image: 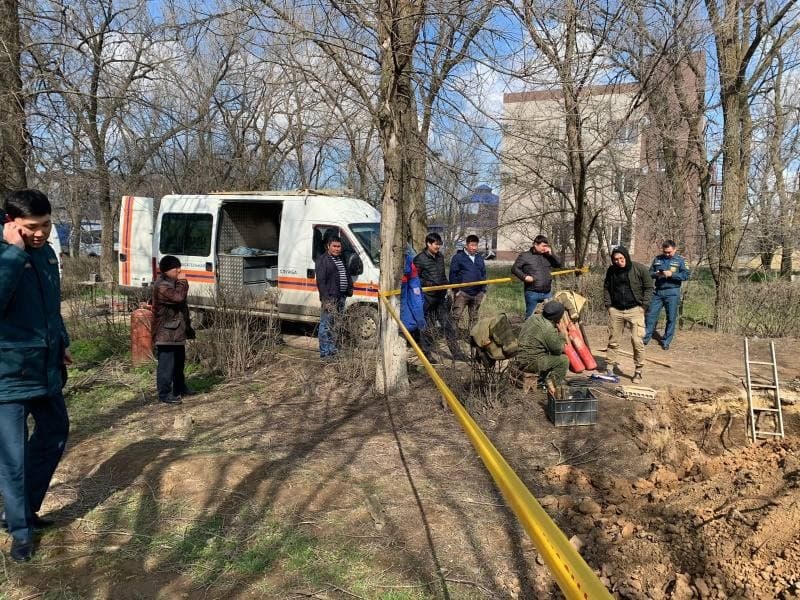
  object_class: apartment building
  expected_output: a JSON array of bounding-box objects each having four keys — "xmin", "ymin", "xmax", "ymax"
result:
[{"xmin": 499, "ymin": 55, "xmax": 705, "ymax": 264}]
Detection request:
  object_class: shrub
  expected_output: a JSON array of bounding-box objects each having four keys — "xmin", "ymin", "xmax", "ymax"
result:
[
  {"xmin": 736, "ymin": 280, "xmax": 800, "ymax": 337},
  {"xmin": 188, "ymin": 290, "xmax": 281, "ymax": 378}
]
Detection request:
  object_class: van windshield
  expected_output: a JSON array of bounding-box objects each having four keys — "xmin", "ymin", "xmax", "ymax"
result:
[{"xmin": 349, "ymin": 223, "xmax": 380, "ymax": 266}]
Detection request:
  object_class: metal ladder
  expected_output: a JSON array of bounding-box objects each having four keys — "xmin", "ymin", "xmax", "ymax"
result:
[{"xmin": 744, "ymin": 338, "xmax": 784, "ymax": 442}]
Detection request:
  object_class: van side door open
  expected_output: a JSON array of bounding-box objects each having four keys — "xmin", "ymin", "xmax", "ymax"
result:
[{"xmin": 118, "ymin": 196, "xmax": 154, "ymax": 287}]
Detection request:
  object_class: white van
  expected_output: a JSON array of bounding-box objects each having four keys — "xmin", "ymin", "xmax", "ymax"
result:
[
  {"xmin": 118, "ymin": 190, "xmax": 381, "ymax": 344},
  {"xmin": 48, "ymin": 225, "xmax": 63, "ymax": 275}
]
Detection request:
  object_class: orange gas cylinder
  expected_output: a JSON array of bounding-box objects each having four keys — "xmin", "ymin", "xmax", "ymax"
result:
[
  {"xmin": 131, "ymin": 304, "xmax": 154, "ymax": 365},
  {"xmin": 567, "ymin": 323, "xmax": 598, "ymax": 370},
  {"xmin": 564, "ymin": 340, "xmax": 586, "ymax": 373}
]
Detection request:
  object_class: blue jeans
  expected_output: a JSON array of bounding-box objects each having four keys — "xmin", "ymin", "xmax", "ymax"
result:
[
  {"xmin": 524, "ymin": 290, "xmax": 552, "ymax": 319},
  {"xmin": 644, "ymin": 290, "xmax": 681, "ymax": 347},
  {"xmin": 319, "ymin": 297, "xmax": 346, "ymax": 358},
  {"xmin": 0, "ymin": 392, "xmax": 69, "ymax": 541}
]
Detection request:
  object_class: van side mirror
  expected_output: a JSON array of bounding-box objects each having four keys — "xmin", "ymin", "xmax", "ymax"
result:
[{"xmin": 346, "ymin": 252, "xmax": 363, "ymax": 276}]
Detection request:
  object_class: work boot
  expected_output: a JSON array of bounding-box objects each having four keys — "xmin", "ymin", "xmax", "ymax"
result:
[
  {"xmin": 159, "ymin": 394, "xmax": 182, "ymax": 405},
  {"xmin": 9, "ymin": 538, "xmax": 34, "ymax": 562},
  {"xmin": 632, "ymin": 370, "xmax": 643, "ymax": 384}
]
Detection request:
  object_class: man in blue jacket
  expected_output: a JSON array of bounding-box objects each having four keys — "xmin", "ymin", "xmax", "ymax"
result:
[
  {"xmin": 0, "ymin": 190, "xmax": 71, "ymax": 562},
  {"xmin": 643, "ymin": 240, "xmax": 690, "ymax": 351},
  {"xmin": 400, "ymin": 251, "xmax": 429, "ymax": 356},
  {"xmin": 449, "ymin": 234, "xmax": 487, "ymax": 331}
]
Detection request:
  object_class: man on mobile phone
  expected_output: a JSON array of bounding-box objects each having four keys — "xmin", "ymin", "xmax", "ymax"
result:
[
  {"xmin": 643, "ymin": 240, "xmax": 690, "ymax": 351},
  {"xmin": 0, "ymin": 190, "xmax": 71, "ymax": 562}
]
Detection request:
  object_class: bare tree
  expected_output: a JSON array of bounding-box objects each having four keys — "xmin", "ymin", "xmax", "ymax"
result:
[
  {"xmin": 703, "ymin": 0, "xmax": 800, "ymax": 331},
  {"xmin": 767, "ymin": 48, "xmax": 800, "ymax": 278},
  {"xmin": 504, "ymin": 0, "xmax": 654, "ymax": 266},
  {"xmin": 0, "ymin": 0, "xmax": 27, "ymax": 191},
  {"xmin": 24, "ymin": 0, "xmax": 232, "ymax": 277},
  {"xmin": 255, "ymin": 0, "xmax": 495, "ymax": 391}
]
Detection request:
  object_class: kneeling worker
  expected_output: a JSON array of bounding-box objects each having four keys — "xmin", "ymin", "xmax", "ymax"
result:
[{"xmin": 517, "ymin": 301, "xmax": 569, "ymax": 398}]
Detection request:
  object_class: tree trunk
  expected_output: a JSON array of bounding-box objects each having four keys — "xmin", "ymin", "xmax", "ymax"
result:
[
  {"xmin": 0, "ymin": 0, "xmax": 27, "ymax": 192},
  {"xmin": 374, "ymin": 0, "xmax": 423, "ymax": 395},
  {"xmin": 375, "ymin": 136, "xmax": 410, "ymax": 394},
  {"xmin": 780, "ymin": 188, "xmax": 799, "ymax": 278},
  {"xmin": 714, "ymin": 89, "xmax": 749, "ymax": 332},
  {"xmin": 404, "ymin": 120, "xmax": 428, "ymax": 252}
]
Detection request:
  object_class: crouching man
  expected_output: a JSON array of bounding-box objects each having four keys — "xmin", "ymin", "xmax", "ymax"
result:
[{"xmin": 516, "ymin": 301, "xmax": 569, "ymax": 398}]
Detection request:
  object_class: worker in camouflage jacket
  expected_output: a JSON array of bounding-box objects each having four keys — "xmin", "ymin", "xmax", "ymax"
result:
[{"xmin": 517, "ymin": 301, "xmax": 568, "ymax": 397}]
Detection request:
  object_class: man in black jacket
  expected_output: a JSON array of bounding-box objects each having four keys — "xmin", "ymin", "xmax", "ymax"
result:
[
  {"xmin": 512, "ymin": 235, "xmax": 562, "ymax": 318},
  {"xmin": 603, "ymin": 246, "xmax": 653, "ymax": 383},
  {"xmin": 413, "ymin": 232, "xmax": 467, "ymax": 361},
  {"xmin": 315, "ymin": 236, "xmax": 353, "ymax": 359}
]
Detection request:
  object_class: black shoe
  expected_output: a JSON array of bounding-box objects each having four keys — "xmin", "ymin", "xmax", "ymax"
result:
[
  {"xmin": 1, "ymin": 513, "xmax": 55, "ymax": 532},
  {"xmin": 9, "ymin": 538, "xmax": 33, "ymax": 562},
  {"xmin": 177, "ymin": 389, "xmax": 197, "ymax": 397},
  {"xmin": 159, "ymin": 394, "xmax": 182, "ymax": 405}
]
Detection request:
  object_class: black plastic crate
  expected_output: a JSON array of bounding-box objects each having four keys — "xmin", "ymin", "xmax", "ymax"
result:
[{"xmin": 547, "ymin": 387, "xmax": 598, "ymax": 426}]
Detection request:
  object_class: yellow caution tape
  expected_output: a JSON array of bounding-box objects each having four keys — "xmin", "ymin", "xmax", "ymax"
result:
[
  {"xmin": 382, "ymin": 266, "xmax": 589, "ymax": 297},
  {"xmin": 379, "ymin": 285, "xmax": 611, "ymax": 600}
]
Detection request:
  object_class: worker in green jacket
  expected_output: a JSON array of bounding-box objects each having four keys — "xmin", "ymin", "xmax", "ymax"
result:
[
  {"xmin": 517, "ymin": 301, "xmax": 569, "ymax": 397},
  {"xmin": 0, "ymin": 190, "xmax": 71, "ymax": 562}
]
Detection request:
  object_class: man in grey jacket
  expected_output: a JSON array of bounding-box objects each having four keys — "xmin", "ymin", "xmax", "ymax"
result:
[{"xmin": 512, "ymin": 235, "xmax": 562, "ymax": 318}]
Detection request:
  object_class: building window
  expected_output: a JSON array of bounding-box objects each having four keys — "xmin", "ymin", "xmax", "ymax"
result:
[
  {"xmin": 554, "ymin": 174, "xmax": 572, "ymax": 195},
  {"xmin": 608, "ymin": 222, "xmax": 631, "ymax": 249},
  {"xmin": 611, "ymin": 120, "xmax": 639, "ymax": 144},
  {"xmin": 616, "ymin": 168, "xmax": 639, "ymax": 194}
]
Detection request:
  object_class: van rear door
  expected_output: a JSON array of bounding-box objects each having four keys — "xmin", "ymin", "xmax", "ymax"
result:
[{"xmin": 118, "ymin": 195, "xmax": 154, "ymax": 287}]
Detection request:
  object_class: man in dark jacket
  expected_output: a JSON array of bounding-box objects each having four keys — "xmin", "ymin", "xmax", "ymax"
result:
[
  {"xmin": 152, "ymin": 255, "xmax": 195, "ymax": 404},
  {"xmin": 643, "ymin": 240, "xmax": 690, "ymax": 351},
  {"xmin": 0, "ymin": 190, "xmax": 71, "ymax": 562},
  {"xmin": 315, "ymin": 236, "xmax": 354, "ymax": 359},
  {"xmin": 512, "ymin": 235, "xmax": 562, "ymax": 318},
  {"xmin": 603, "ymin": 247, "xmax": 653, "ymax": 383},
  {"xmin": 450, "ymin": 234, "xmax": 487, "ymax": 331},
  {"xmin": 517, "ymin": 301, "xmax": 569, "ymax": 398},
  {"xmin": 413, "ymin": 232, "xmax": 467, "ymax": 361}
]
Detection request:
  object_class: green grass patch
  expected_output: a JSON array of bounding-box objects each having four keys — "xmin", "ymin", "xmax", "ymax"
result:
[
  {"xmin": 483, "ymin": 265, "xmax": 523, "ymax": 316},
  {"xmin": 68, "ymin": 326, "xmax": 130, "ymax": 366},
  {"xmin": 156, "ymin": 507, "xmax": 367, "ymax": 589},
  {"xmin": 184, "ymin": 371, "xmax": 224, "ymax": 394},
  {"xmin": 66, "ymin": 381, "xmax": 141, "ymax": 435}
]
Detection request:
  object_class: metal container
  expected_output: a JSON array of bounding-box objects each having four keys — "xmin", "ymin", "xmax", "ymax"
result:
[{"xmin": 547, "ymin": 387, "xmax": 598, "ymax": 427}]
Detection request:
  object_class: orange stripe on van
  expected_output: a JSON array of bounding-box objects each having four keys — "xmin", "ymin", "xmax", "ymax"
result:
[
  {"xmin": 121, "ymin": 195, "xmax": 133, "ymax": 285},
  {"xmin": 182, "ymin": 269, "xmax": 215, "ymax": 283}
]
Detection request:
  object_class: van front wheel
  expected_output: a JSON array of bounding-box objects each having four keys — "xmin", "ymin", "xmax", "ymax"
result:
[{"xmin": 347, "ymin": 304, "xmax": 379, "ymax": 348}]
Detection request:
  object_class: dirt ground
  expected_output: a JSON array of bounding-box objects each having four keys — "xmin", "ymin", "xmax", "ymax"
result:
[{"xmin": 4, "ymin": 327, "xmax": 800, "ymax": 599}]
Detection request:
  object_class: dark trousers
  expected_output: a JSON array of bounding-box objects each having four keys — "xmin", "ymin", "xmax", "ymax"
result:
[
  {"xmin": 157, "ymin": 345, "xmax": 186, "ymax": 399},
  {"xmin": 423, "ymin": 294, "xmax": 461, "ymax": 355},
  {"xmin": 0, "ymin": 392, "xmax": 69, "ymax": 541}
]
